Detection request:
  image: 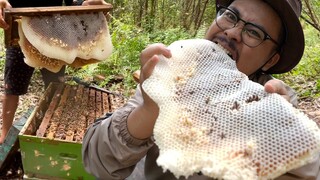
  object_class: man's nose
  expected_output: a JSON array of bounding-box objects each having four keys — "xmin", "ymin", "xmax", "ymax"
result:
[{"xmin": 223, "ymin": 25, "xmax": 243, "ymax": 43}]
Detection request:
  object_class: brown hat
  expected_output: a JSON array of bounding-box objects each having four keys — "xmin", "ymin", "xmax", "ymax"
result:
[{"xmin": 216, "ymin": 0, "xmax": 305, "ymax": 74}]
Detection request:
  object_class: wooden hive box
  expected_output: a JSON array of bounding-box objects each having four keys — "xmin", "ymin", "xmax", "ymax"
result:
[{"xmin": 19, "ymin": 82, "xmax": 125, "ymax": 179}]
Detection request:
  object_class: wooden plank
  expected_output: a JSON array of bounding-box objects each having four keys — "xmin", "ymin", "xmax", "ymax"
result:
[
  {"xmin": 4, "ymin": 13, "xmax": 13, "ymax": 48},
  {"xmin": 54, "ymin": 86, "xmax": 77, "ymax": 140},
  {"xmin": 87, "ymin": 89, "xmax": 96, "ymax": 126},
  {"xmin": 36, "ymin": 84, "xmax": 64, "ymax": 137},
  {"xmin": 109, "ymin": 94, "xmax": 116, "ymax": 112},
  {"xmin": 102, "ymin": 92, "xmax": 110, "ymax": 115},
  {"xmin": 21, "ymin": 82, "xmax": 59, "ymax": 135},
  {"xmin": 58, "ymin": 85, "xmax": 71, "ymax": 106},
  {"xmin": 70, "ymin": 87, "xmax": 89, "ymax": 142},
  {"xmin": 96, "ymin": 90, "xmax": 102, "ymax": 118},
  {"xmin": 4, "ymin": 4, "xmax": 113, "ymax": 16},
  {"xmin": 77, "ymin": 86, "xmax": 89, "ymax": 130},
  {"xmin": 82, "ymin": 88, "xmax": 90, "ymax": 118},
  {"xmin": 13, "ymin": 106, "xmax": 34, "ymax": 131},
  {"xmin": 74, "ymin": 130, "xmax": 84, "ymax": 142},
  {"xmin": 65, "ymin": 130, "xmax": 74, "ymax": 141},
  {"xmin": 65, "ymin": 85, "xmax": 84, "ymax": 141},
  {"xmin": 46, "ymin": 124, "xmax": 57, "ymax": 140},
  {"xmin": 46, "ymin": 85, "xmax": 71, "ymax": 139}
]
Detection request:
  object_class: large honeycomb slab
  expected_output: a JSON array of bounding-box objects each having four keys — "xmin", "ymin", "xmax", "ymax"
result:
[{"xmin": 142, "ymin": 39, "xmax": 320, "ymax": 180}]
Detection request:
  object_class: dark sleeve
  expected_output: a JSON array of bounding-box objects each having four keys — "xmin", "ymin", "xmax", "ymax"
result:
[{"xmin": 64, "ymin": 0, "xmax": 73, "ymax": 5}]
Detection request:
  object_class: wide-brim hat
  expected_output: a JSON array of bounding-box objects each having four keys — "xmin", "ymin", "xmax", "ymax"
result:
[{"xmin": 216, "ymin": 0, "xmax": 305, "ymax": 74}]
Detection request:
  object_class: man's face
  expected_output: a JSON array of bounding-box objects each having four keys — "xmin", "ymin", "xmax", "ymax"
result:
[{"xmin": 205, "ymin": 0, "xmax": 282, "ymax": 75}]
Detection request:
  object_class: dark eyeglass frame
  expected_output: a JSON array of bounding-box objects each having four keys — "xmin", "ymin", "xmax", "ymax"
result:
[{"xmin": 216, "ymin": 5, "xmax": 279, "ymax": 48}]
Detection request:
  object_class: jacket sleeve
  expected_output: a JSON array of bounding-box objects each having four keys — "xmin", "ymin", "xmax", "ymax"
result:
[{"xmin": 82, "ymin": 85, "xmax": 154, "ymax": 179}]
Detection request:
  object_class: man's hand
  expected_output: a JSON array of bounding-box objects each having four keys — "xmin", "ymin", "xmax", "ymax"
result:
[
  {"xmin": 139, "ymin": 43, "xmax": 171, "ymax": 84},
  {"xmin": 126, "ymin": 44, "xmax": 171, "ymax": 140},
  {"xmin": 0, "ymin": 0, "xmax": 12, "ymax": 29},
  {"xmin": 139, "ymin": 43, "xmax": 172, "ymax": 108},
  {"xmin": 264, "ymin": 79, "xmax": 291, "ymax": 102},
  {"xmin": 82, "ymin": 0, "xmax": 107, "ymax": 6}
]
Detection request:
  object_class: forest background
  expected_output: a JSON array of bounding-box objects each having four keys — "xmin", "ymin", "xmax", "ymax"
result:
[
  {"xmin": 0, "ymin": 0, "xmax": 319, "ymax": 98},
  {"xmin": 77, "ymin": 0, "xmax": 320, "ymax": 99}
]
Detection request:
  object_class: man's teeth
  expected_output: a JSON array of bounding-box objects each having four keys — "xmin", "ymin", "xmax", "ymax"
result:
[{"xmin": 216, "ymin": 43, "xmax": 232, "ymax": 57}]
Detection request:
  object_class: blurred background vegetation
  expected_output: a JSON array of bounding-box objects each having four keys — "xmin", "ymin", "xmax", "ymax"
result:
[
  {"xmin": 0, "ymin": 0, "xmax": 319, "ymax": 98},
  {"xmin": 276, "ymin": 0, "xmax": 320, "ymax": 99}
]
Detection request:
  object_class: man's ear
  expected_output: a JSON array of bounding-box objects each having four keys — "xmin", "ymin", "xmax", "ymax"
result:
[{"xmin": 262, "ymin": 53, "xmax": 280, "ymax": 71}]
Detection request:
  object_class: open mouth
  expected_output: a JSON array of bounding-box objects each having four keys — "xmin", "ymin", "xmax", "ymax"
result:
[{"xmin": 214, "ymin": 41, "xmax": 234, "ymax": 60}]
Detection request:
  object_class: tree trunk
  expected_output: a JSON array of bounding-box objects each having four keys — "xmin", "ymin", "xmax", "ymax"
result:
[
  {"xmin": 195, "ymin": 0, "xmax": 209, "ymax": 32},
  {"xmin": 137, "ymin": 0, "xmax": 144, "ymax": 27},
  {"xmin": 160, "ymin": 0, "xmax": 165, "ymax": 28},
  {"xmin": 302, "ymin": 0, "xmax": 320, "ymax": 32}
]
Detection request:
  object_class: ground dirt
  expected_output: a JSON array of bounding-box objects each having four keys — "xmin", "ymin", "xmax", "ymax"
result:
[{"xmin": 0, "ymin": 72, "xmax": 319, "ymax": 178}]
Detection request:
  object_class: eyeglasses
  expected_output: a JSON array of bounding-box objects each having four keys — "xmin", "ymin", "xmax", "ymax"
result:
[{"xmin": 216, "ymin": 5, "xmax": 279, "ymax": 48}]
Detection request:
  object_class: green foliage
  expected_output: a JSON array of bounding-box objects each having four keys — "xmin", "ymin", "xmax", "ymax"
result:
[
  {"xmin": 67, "ymin": 17, "xmax": 148, "ymax": 96},
  {"xmin": 275, "ymin": 23, "xmax": 320, "ymax": 98},
  {"xmin": 101, "ymin": 18, "xmax": 148, "ymax": 94},
  {"xmin": 0, "ymin": 29, "xmax": 5, "ymax": 69},
  {"xmin": 98, "ymin": 19, "xmax": 193, "ymax": 95},
  {"xmin": 149, "ymin": 28, "xmax": 194, "ymax": 45},
  {"xmin": 68, "ymin": 17, "xmax": 194, "ymax": 96}
]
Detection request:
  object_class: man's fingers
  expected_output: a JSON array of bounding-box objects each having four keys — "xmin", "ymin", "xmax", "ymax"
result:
[
  {"xmin": 264, "ymin": 79, "xmax": 290, "ymax": 101},
  {"xmin": 140, "ymin": 55, "xmax": 160, "ymax": 106},
  {"xmin": 0, "ymin": 2, "xmax": 11, "ymax": 29},
  {"xmin": 140, "ymin": 55, "xmax": 160, "ymax": 82},
  {"xmin": 0, "ymin": 1, "xmax": 11, "ymax": 8},
  {"xmin": 264, "ymin": 82, "xmax": 276, "ymax": 93},
  {"xmin": 0, "ymin": 18, "xmax": 8, "ymax": 29},
  {"xmin": 140, "ymin": 43, "xmax": 171, "ymax": 64},
  {"xmin": 264, "ymin": 79, "xmax": 287, "ymax": 95}
]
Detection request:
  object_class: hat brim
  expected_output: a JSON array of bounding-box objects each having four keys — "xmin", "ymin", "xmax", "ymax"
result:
[{"xmin": 216, "ymin": 0, "xmax": 304, "ymax": 74}]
